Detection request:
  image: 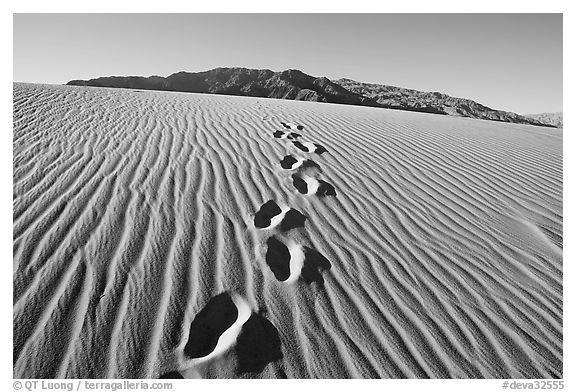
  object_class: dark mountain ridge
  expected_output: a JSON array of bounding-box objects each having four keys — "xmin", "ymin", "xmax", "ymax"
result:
[
  {"xmin": 523, "ymin": 112, "xmax": 563, "ymax": 128},
  {"xmin": 68, "ymin": 67, "xmax": 378, "ymax": 108},
  {"xmin": 334, "ymin": 78, "xmax": 550, "ymax": 126},
  {"xmin": 67, "ymin": 67, "xmax": 553, "ymax": 127}
]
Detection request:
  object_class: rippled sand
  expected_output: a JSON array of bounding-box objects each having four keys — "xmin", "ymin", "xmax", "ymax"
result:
[{"xmin": 13, "ymin": 83, "xmax": 562, "ymax": 378}]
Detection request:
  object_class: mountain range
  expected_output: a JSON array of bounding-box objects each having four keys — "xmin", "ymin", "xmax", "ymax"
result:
[
  {"xmin": 67, "ymin": 67, "xmax": 555, "ymax": 127},
  {"xmin": 523, "ymin": 112, "xmax": 563, "ymax": 128}
]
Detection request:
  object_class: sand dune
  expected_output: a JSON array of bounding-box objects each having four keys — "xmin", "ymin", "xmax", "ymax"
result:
[{"xmin": 13, "ymin": 83, "xmax": 562, "ymax": 379}]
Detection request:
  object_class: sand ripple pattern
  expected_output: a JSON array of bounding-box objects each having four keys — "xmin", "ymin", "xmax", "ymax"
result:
[{"xmin": 13, "ymin": 83, "xmax": 562, "ymax": 378}]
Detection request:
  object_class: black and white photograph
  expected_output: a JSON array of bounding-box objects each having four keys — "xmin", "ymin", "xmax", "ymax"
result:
[{"xmin": 9, "ymin": 7, "xmax": 569, "ymax": 387}]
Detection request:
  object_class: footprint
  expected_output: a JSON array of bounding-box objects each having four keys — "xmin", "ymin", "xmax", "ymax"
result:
[
  {"xmin": 317, "ymin": 180, "xmax": 337, "ymax": 197},
  {"xmin": 280, "ymin": 121, "xmax": 305, "ymax": 131},
  {"xmin": 279, "ymin": 155, "xmax": 320, "ymax": 171},
  {"xmin": 254, "ymin": 200, "xmax": 282, "ymax": 229},
  {"xmin": 313, "ymin": 144, "xmax": 328, "ymax": 154},
  {"xmin": 280, "ymin": 155, "xmax": 299, "ymax": 169},
  {"xmin": 180, "ymin": 291, "xmax": 284, "ymax": 377},
  {"xmin": 184, "ymin": 292, "xmax": 251, "ymax": 361},
  {"xmin": 301, "ymin": 248, "xmax": 332, "ymax": 285},
  {"xmin": 265, "ymin": 237, "xmax": 304, "ymax": 283},
  {"xmin": 291, "ymin": 175, "xmax": 336, "ymax": 197},
  {"xmin": 292, "ymin": 141, "xmax": 328, "ymax": 154},
  {"xmin": 273, "ymin": 130, "xmax": 302, "ymax": 140},
  {"xmin": 179, "ymin": 295, "xmax": 282, "ymax": 377},
  {"xmin": 292, "ymin": 174, "xmax": 311, "ymax": 194},
  {"xmin": 265, "ymin": 237, "xmax": 331, "ymax": 284},
  {"xmin": 235, "ymin": 312, "xmax": 283, "ymax": 375},
  {"xmin": 280, "ymin": 209, "xmax": 307, "ymax": 231},
  {"xmin": 254, "ymin": 200, "xmax": 306, "ymax": 231}
]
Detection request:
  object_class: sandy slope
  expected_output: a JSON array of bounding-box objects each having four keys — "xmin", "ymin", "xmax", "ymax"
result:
[{"xmin": 13, "ymin": 83, "xmax": 563, "ymax": 379}]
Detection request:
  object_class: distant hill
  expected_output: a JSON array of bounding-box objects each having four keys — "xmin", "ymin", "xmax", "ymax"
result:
[
  {"xmin": 334, "ymin": 78, "xmax": 550, "ymax": 127},
  {"xmin": 67, "ymin": 67, "xmax": 553, "ymax": 127},
  {"xmin": 523, "ymin": 112, "xmax": 563, "ymax": 128},
  {"xmin": 67, "ymin": 68, "xmax": 378, "ymax": 108}
]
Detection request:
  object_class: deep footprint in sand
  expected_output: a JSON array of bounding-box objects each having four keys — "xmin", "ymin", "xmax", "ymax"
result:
[
  {"xmin": 254, "ymin": 200, "xmax": 282, "ymax": 229},
  {"xmin": 301, "ymin": 248, "xmax": 332, "ymax": 284},
  {"xmin": 280, "ymin": 209, "xmax": 307, "ymax": 231},
  {"xmin": 280, "ymin": 121, "xmax": 304, "ymax": 131},
  {"xmin": 265, "ymin": 236, "xmax": 331, "ymax": 284},
  {"xmin": 184, "ymin": 292, "xmax": 251, "ymax": 361},
  {"xmin": 292, "ymin": 141, "xmax": 328, "ymax": 154},
  {"xmin": 279, "ymin": 155, "xmax": 320, "ymax": 171},
  {"xmin": 265, "ymin": 237, "xmax": 296, "ymax": 282},
  {"xmin": 254, "ymin": 200, "xmax": 306, "ymax": 231},
  {"xmin": 273, "ymin": 130, "xmax": 302, "ymax": 140},
  {"xmin": 179, "ymin": 292, "xmax": 282, "ymax": 377},
  {"xmin": 235, "ymin": 312, "xmax": 283, "ymax": 375},
  {"xmin": 316, "ymin": 180, "xmax": 337, "ymax": 197},
  {"xmin": 291, "ymin": 174, "xmax": 336, "ymax": 197}
]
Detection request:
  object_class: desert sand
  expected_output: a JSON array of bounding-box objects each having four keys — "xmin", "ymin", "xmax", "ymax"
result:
[{"xmin": 13, "ymin": 83, "xmax": 562, "ymax": 379}]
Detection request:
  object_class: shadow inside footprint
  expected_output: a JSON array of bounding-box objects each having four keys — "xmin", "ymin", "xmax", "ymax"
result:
[
  {"xmin": 273, "ymin": 131, "xmax": 285, "ymax": 138},
  {"xmin": 159, "ymin": 371, "xmax": 184, "ymax": 379},
  {"xmin": 265, "ymin": 237, "xmax": 291, "ymax": 281},
  {"xmin": 293, "ymin": 141, "xmax": 328, "ymax": 154},
  {"xmin": 292, "ymin": 141, "xmax": 310, "ymax": 153},
  {"xmin": 317, "ymin": 180, "xmax": 337, "ymax": 197},
  {"xmin": 291, "ymin": 174, "xmax": 308, "ymax": 194},
  {"xmin": 281, "ymin": 156, "xmax": 320, "ymax": 171},
  {"xmin": 288, "ymin": 132, "xmax": 302, "ymax": 139},
  {"xmin": 280, "ymin": 155, "xmax": 299, "ymax": 169},
  {"xmin": 280, "ymin": 122, "xmax": 304, "ymax": 131},
  {"xmin": 280, "ymin": 209, "xmax": 306, "ymax": 231},
  {"xmin": 254, "ymin": 200, "xmax": 282, "ymax": 228},
  {"xmin": 301, "ymin": 248, "xmax": 332, "ymax": 285},
  {"xmin": 292, "ymin": 175, "xmax": 335, "ymax": 197},
  {"xmin": 184, "ymin": 292, "xmax": 238, "ymax": 359},
  {"xmin": 301, "ymin": 160, "xmax": 321, "ymax": 170},
  {"xmin": 235, "ymin": 312, "xmax": 283, "ymax": 375},
  {"xmin": 314, "ymin": 144, "xmax": 328, "ymax": 155}
]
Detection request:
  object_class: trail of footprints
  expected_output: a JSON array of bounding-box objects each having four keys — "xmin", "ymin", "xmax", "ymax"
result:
[
  {"xmin": 161, "ymin": 120, "xmax": 335, "ymax": 378},
  {"xmin": 262, "ymin": 121, "xmax": 335, "ymax": 284}
]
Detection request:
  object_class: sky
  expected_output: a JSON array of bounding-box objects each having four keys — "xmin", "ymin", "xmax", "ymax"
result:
[{"xmin": 13, "ymin": 13, "xmax": 562, "ymax": 114}]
